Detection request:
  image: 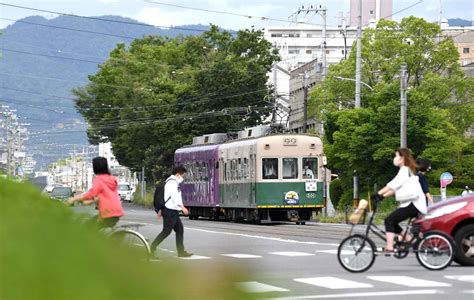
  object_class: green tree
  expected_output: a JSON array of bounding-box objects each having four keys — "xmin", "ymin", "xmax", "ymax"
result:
[
  {"xmin": 309, "ymin": 17, "xmax": 473, "ymax": 203},
  {"xmin": 75, "ymin": 26, "xmax": 279, "ymax": 180}
]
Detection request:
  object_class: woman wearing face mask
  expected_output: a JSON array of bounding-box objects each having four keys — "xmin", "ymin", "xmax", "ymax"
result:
[{"xmin": 373, "ymin": 148, "xmax": 427, "ymax": 253}]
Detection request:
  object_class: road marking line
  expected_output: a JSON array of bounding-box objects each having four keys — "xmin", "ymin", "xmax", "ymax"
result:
[
  {"xmin": 221, "ymin": 254, "xmax": 262, "ymax": 258},
  {"xmin": 235, "ymin": 281, "xmax": 289, "ymax": 293},
  {"xmin": 270, "ymin": 251, "xmax": 315, "ymax": 257},
  {"xmin": 121, "ymin": 220, "xmax": 155, "ymax": 226},
  {"xmin": 266, "ymin": 289, "xmax": 443, "ymax": 299},
  {"xmin": 185, "ymin": 227, "xmax": 339, "ymax": 246},
  {"xmin": 178, "ymin": 255, "xmax": 211, "ymax": 260},
  {"xmin": 462, "ymin": 290, "xmax": 474, "ymax": 294},
  {"xmin": 157, "ymin": 247, "xmax": 175, "ymax": 253},
  {"xmin": 315, "ymin": 250, "xmax": 353, "ymax": 255},
  {"xmin": 367, "ymin": 276, "xmax": 452, "ymax": 287},
  {"xmin": 294, "ymin": 277, "xmax": 373, "ymax": 289},
  {"xmin": 445, "ymin": 275, "xmax": 474, "ymax": 283}
]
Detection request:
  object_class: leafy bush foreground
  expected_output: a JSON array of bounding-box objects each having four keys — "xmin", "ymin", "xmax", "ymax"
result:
[{"xmin": 0, "ymin": 179, "xmax": 250, "ymax": 300}]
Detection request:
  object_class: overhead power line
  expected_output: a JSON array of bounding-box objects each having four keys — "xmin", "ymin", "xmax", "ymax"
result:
[
  {"xmin": 0, "ymin": 2, "xmax": 219, "ymax": 34},
  {"xmin": 0, "ymin": 17, "xmax": 140, "ymax": 40},
  {"xmin": 0, "ymin": 48, "xmax": 103, "ymax": 64},
  {"xmin": 143, "ymin": 0, "xmax": 332, "ymax": 27}
]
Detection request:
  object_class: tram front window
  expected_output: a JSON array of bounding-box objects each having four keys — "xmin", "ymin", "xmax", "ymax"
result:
[
  {"xmin": 303, "ymin": 158, "xmax": 317, "ymax": 179},
  {"xmin": 262, "ymin": 158, "xmax": 278, "ymax": 179},
  {"xmin": 283, "ymin": 158, "xmax": 298, "ymax": 179}
]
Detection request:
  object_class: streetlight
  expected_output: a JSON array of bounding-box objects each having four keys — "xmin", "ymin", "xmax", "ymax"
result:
[{"xmin": 334, "ymin": 76, "xmax": 373, "ymax": 91}]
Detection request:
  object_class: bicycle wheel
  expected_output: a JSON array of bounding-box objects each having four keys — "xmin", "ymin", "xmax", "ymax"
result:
[
  {"xmin": 109, "ymin": 229, "xmax": 151, "ymax": 261},
  {"xmin": 338, "ymin": 234, "xmax": 376, "ymax": 273},
  {"xmin": 416, "ymin": 231, "xmax": 454, "ymax": 271}
]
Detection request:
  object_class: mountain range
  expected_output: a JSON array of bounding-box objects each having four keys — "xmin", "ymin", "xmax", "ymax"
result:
[{"xmin": 0, "ymin": 15, "xmax": 209, "ymax": 168}]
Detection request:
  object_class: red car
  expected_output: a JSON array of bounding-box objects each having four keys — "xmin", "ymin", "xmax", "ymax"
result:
[{"xmin": 415, "ymin": 194, "xmax": 474, "ymax": 266}]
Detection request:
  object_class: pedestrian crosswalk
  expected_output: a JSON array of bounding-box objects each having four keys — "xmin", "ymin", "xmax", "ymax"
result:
[{"xmin": 236, "ymin": 275, "xmax": 471, "ymax": 295}]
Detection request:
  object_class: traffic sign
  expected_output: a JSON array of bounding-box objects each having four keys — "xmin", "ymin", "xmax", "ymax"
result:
[{"xmin": 440, "ymin": 172, "xmax": 453, "ymax": 188}]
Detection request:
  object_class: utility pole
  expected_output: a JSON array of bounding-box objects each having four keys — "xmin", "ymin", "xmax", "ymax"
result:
[
  {"xmin": 141, "ymin": 166, "xmax": 145, "ymax": 199},
  {"xmin": 353, "ymin": 170, "xmax": 359, "ymax": 207},
  {"xmin": 321, "ymin": 5, "xmax": 327, "ymax": 78},
  {"xmin": 400, "ymin": 63, "xmax": 408, "ymax": 148},
  {"xmin": 302, "ymin": 72, "xmax": 308, "ymax": 133},
  {"xmin": 355, "ymin": 0, "xmax": 362, "ymax": 108}
]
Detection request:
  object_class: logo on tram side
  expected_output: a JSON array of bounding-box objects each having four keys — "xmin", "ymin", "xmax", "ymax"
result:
[{"xmin": 284, "ymin": 191, "xmax": 300, "ymax": 205}]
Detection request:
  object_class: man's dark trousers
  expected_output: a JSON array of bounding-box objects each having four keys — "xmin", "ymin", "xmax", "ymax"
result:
[{"xmin": 151, "ymin": 208, "xmax": 184, "ymax": 254}]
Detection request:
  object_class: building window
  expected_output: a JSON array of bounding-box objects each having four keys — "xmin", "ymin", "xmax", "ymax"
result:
[
  {"xmin": 289, "ymin": 33, "xmax": 300, "ymax": 38},
  {"xmin": 307, "ymin": 33, "xmax": 313, "ymax": 38},
  {"xmin": 370, "ymin": 9, "xmax": 374, "ymax": 15},
  {"xmin": 463, "ymin": 48, "xmax": 470, "ymax": 54},
  {"xmin": 271, "ymin": 33, "xmax": 282, "ymax": 37},
  {"xmin": 283, "ymin": 158, "xmax": 298, "ymax": 179},
  {"xmin": 262, "ymin": 158, "xmax": 278, "ymax": 180},
  {"xmin": 306, "ymin": 49, "xmax": 312, "ymax": 54},
  {"xmin": 341, "ymin": 50, "xmax": 345, "ymax": 55},
  {"xmin": 288, "ymin": 49, "xmax": 300, "ymax": 54},
  {"xmin": 326, "ymin": 49, "xmax": 330, "ymax": 54}
]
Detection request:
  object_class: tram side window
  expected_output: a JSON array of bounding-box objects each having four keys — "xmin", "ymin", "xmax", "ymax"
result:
[
  {"xmin": 197, "ymin": 162, "xmax": 203, "ymax": 181},
  {"xmin": 283, "ymin": 158, "xmax": 298, "ymax": 179},
  {"xmin": 262, "ymin": 158, "xmax": 278, "ymax": 180},
  {"xmin": 224, "ymin": 162, "xmax": 227, "ymax": 182},
  {"xmin": 202, "ymin": 163, "xmax": 208, "ymax": 181},
  {"xmin": 237, "ymin": 158, "xmax": 242, "ymax": 180},
  {"xmin": 232, "ymin": 160, "xmax": 237, "ymax": 181},
  {"xmin": 302, "ymin": 158, "xmax": 318, "ymax": 179},
  {"xmin": 243, "ymin": 158, "xmax": 249, "ymax": 180}
]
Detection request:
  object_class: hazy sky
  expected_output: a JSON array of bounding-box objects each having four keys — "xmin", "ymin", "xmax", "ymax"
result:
[{"xmin": 0, "ymin": 0, "xmax": 472, "ymax": 30}]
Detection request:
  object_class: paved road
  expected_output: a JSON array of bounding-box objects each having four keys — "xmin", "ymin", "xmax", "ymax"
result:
[{"xmin": 76, "ymin": 203, "xmax": 474, "ymax": 299}]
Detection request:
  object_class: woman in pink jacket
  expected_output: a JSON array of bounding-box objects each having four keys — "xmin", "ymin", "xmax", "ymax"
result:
[{"xmin": 67, "ymin": 157, "xmax": 124, "ymax": 228}]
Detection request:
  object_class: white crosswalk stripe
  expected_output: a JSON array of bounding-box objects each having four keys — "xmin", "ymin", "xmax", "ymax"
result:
[
  {"xmin": 294, "ymin": 277, "xmax": 373, "ymax": 289},
  {"xmin": 270, "ymin": 251, "xmax": 315, "ymax": 257},
  {"xmin": 367, "ymin": 276, "xmax": 452, "ymax": 287},
  {"xmin": 445, "ymin": 275, "xmax": 474, "ymax": 283},
  {"xmin": 235, "ymin": 281, "xmax": 289, "ymax": 293},
  {"xmin": 178, "ymin": 255, "xmax": 211, "ymax": 260},
  {"xmin": 221, "ymin": 253, "xmax": 262, "ymax": 258},
  {"xmin": 315, "ymin": 249, "xmax": 354, "ymax": 255}
]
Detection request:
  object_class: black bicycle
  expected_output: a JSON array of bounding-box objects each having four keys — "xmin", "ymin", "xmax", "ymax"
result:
[{"xmin": 337, "ymin": 200, "xmax": 454, "ymax": 272}]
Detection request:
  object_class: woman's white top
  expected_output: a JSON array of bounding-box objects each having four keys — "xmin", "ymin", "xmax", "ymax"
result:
[{"xmin": 387, "ymin": 166, "xmax": 427, "ymax": 214}]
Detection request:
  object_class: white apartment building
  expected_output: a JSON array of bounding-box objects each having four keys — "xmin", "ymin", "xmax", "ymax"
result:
[{"xmin": 265, "ymin": 23, "xmax": 358, "ymax": 129}]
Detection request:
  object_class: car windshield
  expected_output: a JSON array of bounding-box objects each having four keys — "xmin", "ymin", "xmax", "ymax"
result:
[
  {"xmin": 51, "ymin": 187, "xmax": 73, "ymax": 197},
  {"xmin": 118, "ymin": 184, "xmax": 130, "ymax": 191}
]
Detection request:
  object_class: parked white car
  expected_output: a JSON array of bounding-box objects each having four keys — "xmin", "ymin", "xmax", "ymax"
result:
[{"xmin": 118, "ymin": 183, "xmax": 134, "ymax": 202}]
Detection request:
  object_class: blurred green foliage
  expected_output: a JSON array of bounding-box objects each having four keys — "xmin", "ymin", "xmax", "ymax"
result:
[{"xmin": 0, "ymin": 178, "xmax": 252, "ymax": 300}]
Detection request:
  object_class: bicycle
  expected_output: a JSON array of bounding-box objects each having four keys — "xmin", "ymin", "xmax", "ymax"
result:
[
  {"xmin": 104, "ymin": 223, "xmax": 151, "ymax": 261},
  {"xmin": 337, "ymin": 199, "xmax": 454, "ymax": 272},
  {"xmin": 69, "ymin": 203, "xmax": 151, "ymax": 261}
]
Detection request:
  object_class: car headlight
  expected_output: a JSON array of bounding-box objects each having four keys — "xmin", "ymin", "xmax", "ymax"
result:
[{"xmin": 424, "ymin": 202, "xmax": 467, "ymax": 219}]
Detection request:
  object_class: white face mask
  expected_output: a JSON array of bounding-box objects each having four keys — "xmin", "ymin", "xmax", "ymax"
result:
[
  {"xmin": 176, "ymin": 176, "xmax": 184, "ymax": 184},
  {"xmin": 393, "ymin": 156, "xmax": 401, "ymax": 167}
]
